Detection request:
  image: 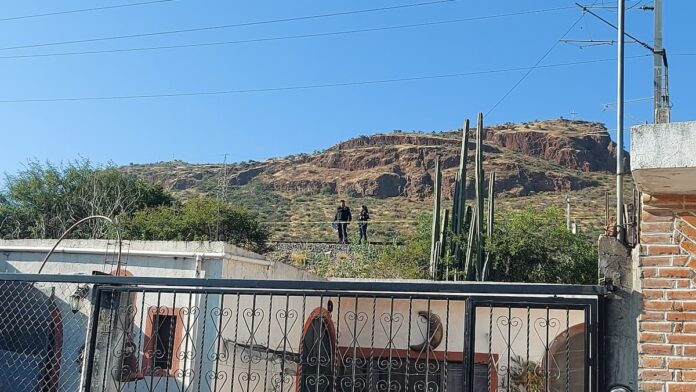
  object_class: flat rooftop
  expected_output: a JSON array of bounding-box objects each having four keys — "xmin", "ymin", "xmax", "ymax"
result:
[{"xmin": 631, "ymin": 121, "xmax": 696, "ymax": 194}]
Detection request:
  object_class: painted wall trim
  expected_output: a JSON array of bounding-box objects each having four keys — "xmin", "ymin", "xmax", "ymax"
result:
[{"xmin": 0, "ymin": 245, "xmax": 273, "ymax": 266}]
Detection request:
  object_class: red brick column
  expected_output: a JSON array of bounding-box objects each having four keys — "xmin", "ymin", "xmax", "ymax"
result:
[{"xmin": 639, "ymin": 194, "xmax": 696, "ymax": 392}]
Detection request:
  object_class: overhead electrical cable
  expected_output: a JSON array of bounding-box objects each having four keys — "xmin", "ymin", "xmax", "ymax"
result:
[
  {"xmin": 0, "ymin": 55, "xmax": 650, "ymax": 104},
  {"xmin": 485, "ymin": 4, "xmax": 595, "ymax": 118},
  {"xmin": 0, "ymin": 0, "xmax": 456, "ymax": 52},
  {"xmin": 0, "ymin": 0, "xmax": 176, "ymax": 23},
  {"xmin": 0, "ymin": 6, "xmax": 579, "ymax": 60}
]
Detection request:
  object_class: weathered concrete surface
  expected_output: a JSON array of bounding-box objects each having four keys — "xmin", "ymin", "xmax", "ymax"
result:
[
  {"xmin": 631, "ymin": 121, "xmax": 696, "ymax": 194},
  {"xmin": 598, "ymin": 235, "xmax": 640, "ymax": 391}
]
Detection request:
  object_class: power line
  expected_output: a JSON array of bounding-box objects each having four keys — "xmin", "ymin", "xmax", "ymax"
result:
[
  {"xmin": 575, "ymin": 3, "xmax": 655, "ymax": 53},
  {"xmin": 485, "ymin": 7, "xmax": 591, "ymax": 118},
  {"xmin": 0, "ymin": 6, "xmax": 579, "ymax": 61},
  {"xmin": 0, "ymin": 0, "xmax": 176, "ymax": 23},
  {"xmin": 0, "ymin": 0, "xmax": 455, "ymax": 52},
  {"xmin": 0, "ymin": 55, "xmax": 649, "ymax": 104}
]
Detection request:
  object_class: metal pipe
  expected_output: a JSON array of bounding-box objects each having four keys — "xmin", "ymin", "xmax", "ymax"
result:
[
  {"xmin": 616, "ymin": 0, "xmax": 625, "ymax": 242},
  {"xmin": 0, "ymin": 272, "xmax": 609, "ymax": 296},
  {"xmin": 654, "ymin": 0, "xmax": 663, "ymax": 123},
  {"xmin": 37, "ymin": 215, "xmax": 122, "ymax": 274}
]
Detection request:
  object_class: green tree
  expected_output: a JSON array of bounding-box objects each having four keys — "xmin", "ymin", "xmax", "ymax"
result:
[
  {"xmin": 0, "ymin": 160, "xmax": 173, "ymax": 239},
  {"xmin": 487, "ymin": 207, "xmax": 597, "ymax": 284},
  {"xmin": 122, "ymin": 197, "xmax": 270, "ymax": 253},
  {"xmin": 370, "ymin": 213, "xmax": 432, "ymax": 279}
]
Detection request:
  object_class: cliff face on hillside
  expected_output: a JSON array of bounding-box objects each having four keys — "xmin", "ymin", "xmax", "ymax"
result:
[{"xmin": 127, "ymin": 119, "xmax": 627, "ymax": 200}]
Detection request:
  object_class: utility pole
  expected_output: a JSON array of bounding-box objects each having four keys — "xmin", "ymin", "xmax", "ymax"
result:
[
  {"xmin": 653, "ymin": 0, "xmax": 662, "ymax": 123},
  {"xmin": 566, "ymin": 194, "xmax": 572, "ymax": 231},
  {"xmin": 616, "ymin": 0, "xmax": 625, "ymax": 242}
]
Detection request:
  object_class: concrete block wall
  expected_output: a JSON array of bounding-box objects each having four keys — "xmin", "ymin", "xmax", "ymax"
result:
[{"xmin": 638, "ymin": 194, "xmax": 696, "ymax": 392}]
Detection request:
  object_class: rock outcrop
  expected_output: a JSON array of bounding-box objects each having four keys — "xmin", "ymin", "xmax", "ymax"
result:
[{"xmin": 125, "ymin": 119, "xmax": 625, "ymax": 200}]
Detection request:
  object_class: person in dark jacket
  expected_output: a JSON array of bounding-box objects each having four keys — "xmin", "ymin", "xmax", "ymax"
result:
[
  {"xmin": 358, "ymin": 205, "xmax": 370, "ymax": 244},
  {"xmin": 334, "ymin": 200, "xmax": 352, "ymax": 244}
]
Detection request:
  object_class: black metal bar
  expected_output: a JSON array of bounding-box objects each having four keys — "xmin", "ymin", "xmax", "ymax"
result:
[
  {"xmin": 443, "ymin": 299, "xmax": 450, "ymax": 392},
  {"xmin": 597, "ymin": 295, "xmax": 607, "ymax": 392},
  {"xmin": 83, "ymin": 286, "xmax": 103, "ymax": 392},
  {"xmin": 0, "ymin": 273, "xmax": 608, "ymax": 296},
  {"xmin": 545, "ymin": 307, "xmax": 550, "ymax": 392},
  {"xmin": 506, "ymin": 306, "xmax": 512, "ymax": 391},
  {"xmin": 100, "ymin": 288, "xmax": 117, "ymax": 392},
  {"xmin": 212, "ymin": 293, "xmax": 226, "ymax": 391},
  {"xmin": 462, "ymin": 298, "xmax": 475, "ymax": 392},
  {"xmin": 368, "ymin": 296, "xmax": 376, "ymax": 392},
  {"xmin": 134, "ymin": 288, "xmax": 146, "ymax": 392},
  {"xmin": 565, "ymin": 308, "xmax": 570, "ymax": 392},
  {"xmin": 526, "ymin": 306, "xmax": 531, "ymax": 392},
  {"xmin": 468, "ymin": 296, "xmax": 597, "ymax": 310},
  {"xmin": 404, "ymin": 297, "xmax": 413, "ymax": 392},
  {"xmin": 262, "ymin": 293, "xmax": 273, "ymax": 392},
  {"xmin": 487, "ymin": 305, "xmax": 492, "ymax": 392},
  {"xmin": 590, "ymin": 299, "xmax": 600, "ymax": 392},
  {"xmin": 584, "ymin": 303, "xmax": 591, "ymax": 392},
  {"xmin": 196, "ymin": 292, "xmax": 210, "ymax": 392}
]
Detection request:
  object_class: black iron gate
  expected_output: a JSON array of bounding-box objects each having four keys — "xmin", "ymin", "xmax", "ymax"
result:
[{"xmin": 0, "ymin": 274, "xmax": 605, "ymax": 392}]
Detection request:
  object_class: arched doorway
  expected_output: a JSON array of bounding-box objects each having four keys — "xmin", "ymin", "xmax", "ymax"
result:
[
  {"xmin": 299, "ymin": 308, "xmax": 335, "ymax": 392},
  {"xmin": 546, "ymin": 323, "xmax": 586, "ymax": 391}
]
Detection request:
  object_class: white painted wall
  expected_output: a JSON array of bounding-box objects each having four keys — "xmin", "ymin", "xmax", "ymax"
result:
[
  {"xmin": 0, "ymin": 239, "xmax": 320, "ymax": 392},
  {"xmin": 0, "ymin": 240, "xmax": 590, "ymax": 392}
]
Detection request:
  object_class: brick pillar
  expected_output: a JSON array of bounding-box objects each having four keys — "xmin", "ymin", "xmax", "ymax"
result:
[{"xmin": 638, "ymin": 194, "xmax": 696, "ymax": 392}]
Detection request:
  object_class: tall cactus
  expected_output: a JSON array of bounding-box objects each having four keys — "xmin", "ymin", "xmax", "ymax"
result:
[
  {"xmin": 451, "ymin": 121, "xmax": 469, "ymax": 261},
  {"xmin": 431, "ymin": 113, "xmax": 495, "ymax": 282},
  {"xmin": 474, "ymin": 113, "xmax": 485, "ymax": 280},
  {"xmin": 483, "ymin": 171, "xmax": 496, "ymax": 281},
  {"xmin": 429, "ymin": 157, "xmax": 442, "ymax": 279}
]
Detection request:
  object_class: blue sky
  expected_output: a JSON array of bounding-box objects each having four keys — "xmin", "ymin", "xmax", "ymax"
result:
[{"xmin": 0, "ymin": 0, "xmax": 694, "ymax": 174}]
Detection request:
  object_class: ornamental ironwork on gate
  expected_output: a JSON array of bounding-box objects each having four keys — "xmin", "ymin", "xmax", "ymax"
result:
[{"xmin": 0, "ymin": 274, "xmax": 605, "ymax": 392}]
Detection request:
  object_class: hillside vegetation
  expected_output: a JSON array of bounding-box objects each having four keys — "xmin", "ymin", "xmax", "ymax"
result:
[{"xmin": 124, "ymin": 119, "xmax": 632, "ymax": 242}]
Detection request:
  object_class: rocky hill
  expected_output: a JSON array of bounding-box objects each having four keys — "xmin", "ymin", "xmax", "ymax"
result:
[{"xmin": 124, "ymin": 119, "xmax": 629, "ymax": 241}]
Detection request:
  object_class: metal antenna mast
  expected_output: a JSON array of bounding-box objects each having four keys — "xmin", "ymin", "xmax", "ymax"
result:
[
  {"xmin": 616, "ymin": 0, "xmax": 625, "ymax": 242},
  {"xmin": 216, "ymin": 153, "xmax": 229, "ymax": 241},
  {"xmin": 575, "ymin": 2, "xmax": 670, "ymax": 124},
  {"xmin": 653, "ymin": 0, "xmax": 670, "ymax": 123}
]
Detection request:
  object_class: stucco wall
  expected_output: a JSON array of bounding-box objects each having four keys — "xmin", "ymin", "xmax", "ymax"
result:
[{"xmin": 0, "ymin": 239, "xmax": 319, "ymax": 392}]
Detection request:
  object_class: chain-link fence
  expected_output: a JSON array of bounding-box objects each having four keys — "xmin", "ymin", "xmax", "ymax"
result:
[
  {"xmin": 0, "ymin": 274, "xmax": 603, "ymax": 392},
  {"xmin": 0, "ymin": 279, "xmax": 92, "ymax": 392}
]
